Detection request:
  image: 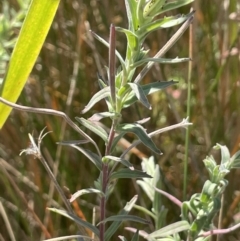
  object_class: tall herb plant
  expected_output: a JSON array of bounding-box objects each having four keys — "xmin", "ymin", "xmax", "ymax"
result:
[{"xmin": 1, "ymin": 0, "xmax": 240, "ymax": 241}]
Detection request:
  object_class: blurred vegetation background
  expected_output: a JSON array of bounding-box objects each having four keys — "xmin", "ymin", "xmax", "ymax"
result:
[{"xmin": 0, "ymin": 0, "xmax": 239, "ymax": 240}]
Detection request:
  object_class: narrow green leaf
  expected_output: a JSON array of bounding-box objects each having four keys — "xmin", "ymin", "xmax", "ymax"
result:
[
  {"xmin": 116, "ymin": 27, "xmax": 139, "ymax": 51},
  {"xmin": 131, "ymin": 57, "xmax": 190, "ymax": 69},
  {"xmin": 0, "ymin": 0, "xmax": 60, "ymax": 128},
  {"xmin": 104, "ymin": 155, "xmax": 134, "ymax": 169},
  {"xmin": 131, "ymin": 230, "xmax": 139, "ymax": 241},
  {"xmin": 88, "ymin": 112, "xmax": 119, "ymax": 122},
  {"xmin": 110, "ymin": 168, "xmax": 152, "ymax": 181},
  {"xmin": 149, "ymin": 221, "xmax": 190, "ymax": 238},
  {"xmin": 230, "ymin": 150, "xmax": 240, "ymax": 169},
  {"xmin": 67, "ymin": 145, "xmax": 102, "ymax": 171},
  {"xmin": 159, "ymin": 0, "xmax": 194, "ymax": 15},
  {"xmin": 99, "ymin": 215, "xmax": 150, "ymax": 225},
  {"xmin": 128, "ymin": 83, "xmax": 151, "ymax": 109},
  {"xmin": 116, "ymin": 123, "xmax": 161, "ymax": 154},
  {"xmin": 138, "ymin": 13, "xmax": 193, "ymax": 41},
  {"xmin": 110, "ymin": 132, "xmax": 126, "ymax": 153},
  {"xmin": 42, "ymin": 234, "xmax": 93, "ymax": 241},
  {"xmin": 57, "ymin": 140, "xmax": 90, "ymax": 145},
  {"xmin": 70, "ymin": 188, "xmax": 103, "ymax": 202},
  {"xmin": 123, "ymin": 81, "xmax": 177, "ymax": 108},
  {"xmin": 48, "ymin": 208, "xmax": 99, "ymax": 237},
  {"xmin": 105, "ymin": 195, "xmax": 138, "ymax": 241},
  {"xmin": 75, "ymin": 117, "xmax": 108, "ymax": 142},
  {"xmin": 214, "ymin": 143, "xmax": 230, "ymax": 165},
  {"xmin": 119, "ymin": 236, "xmax": 128, "ymax": 241},
  {"xmin": 143, "ymin": 0, "xmax": 167, "ymax": 18},
  {"xmin": 81, "ymin": 87, "xmax": 110, "ymax": 114},
  {"xmin": 90, "ymin": 30, "xmax": 126, "ymax": 72},
  {"xmin": 125, "ymin": 0, "xmax": 139, "ymax": 31}
]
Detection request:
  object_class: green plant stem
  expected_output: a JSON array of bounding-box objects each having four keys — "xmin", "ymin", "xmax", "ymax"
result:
[
  {"xmin": 183, "ymin": 19, "xmax": 193, "ymax": 200},
  {"xmin": 99, "ymin": 163, "xmax": 109, "ymax": 241}
]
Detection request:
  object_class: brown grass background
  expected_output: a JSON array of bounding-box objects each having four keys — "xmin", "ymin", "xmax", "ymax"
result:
[{"xmin": 0, "ymin": 0, "xmax": 240, "ymax": 240}]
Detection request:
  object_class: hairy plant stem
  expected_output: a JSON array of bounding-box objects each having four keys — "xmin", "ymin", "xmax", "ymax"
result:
[{"xmin": 99, "ymin": 163, "xmax": 109, "ymax": 241}]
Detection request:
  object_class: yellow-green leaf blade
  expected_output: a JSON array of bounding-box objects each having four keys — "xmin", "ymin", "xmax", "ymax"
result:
[{"xmin": 0, "ymin": 0, "xmax": 60, "ymax": 128}]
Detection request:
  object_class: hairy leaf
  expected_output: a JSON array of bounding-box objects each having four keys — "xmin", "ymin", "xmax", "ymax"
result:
[
  {"xmin": 116, "ymin": 123, "xmax": 161, "ymax": 154},
  {"xmin": 110, "ymin": 168, "xmax": 152, "ymax": 181},
  {"xmin": 99, "ymin": 215, "xmax": 150, "ymax": 225},
  {"xmin": 103, "ymin": 155, "xmax": 134, "ymax": 169},
  {"xmin": 149, "ymin": 221, "xmax": 190, "ymax": 238},
  {"xmin": 48, "ymin": 208, "xmax": 99, "ymax": 237},
  {"xmin": 81, "ymin": 87, "xmax": 110, "ymax": 114},
  {"xmin": 76, "ymin": 117, "xmax": 108, "ymax": 142},
  {"xmin": 105, "ymin": 195, "xmax": 138, "ymax": 241},
  {"xmin": 70, "ymin": 188, "xmax": 103, "ymax": 202},
  {"xmin": 128, "ymin": 82, "xmax": 151, "ymax": 109},
  {"xmin": 123, "ymin": 81, "xmax": 177, "ymax": 108}
]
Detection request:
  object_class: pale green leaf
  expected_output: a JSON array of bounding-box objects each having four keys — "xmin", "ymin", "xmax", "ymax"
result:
[
  {"xmin": 0, "ymin": 0, "xmax": 60, "ymax": 128},
  {"xmin": 105, "ymin": 195, "xmax": 138, "ymax": 241},
  {"xmin": 76, "ymin": 117, "xmax": 108, "ymax": 142},
  {"xmin": 70, "ymin": 188, "xmax": 103, "ymax": 202},
  {"xmin": 149, "ymin": 221, "xmax": 190, "ymax": 238},
  {"xmin": 116, "ymin": 123, "xmax": 161, "ymax": 154},
  {"xmin": 99, "ymin": 215, "xmax": 150, "ymax": 225},
  {"xmin": 104, "ymin": 155, "xmax": 134, "ymax": 169},
  {"xmin": 123, "ymin": 81, "xmax": 177, "ymax": 108},
  {"xmin": 131, "ymin": 57, "xmax": 190, "ymax": 69},
  {"xmin": 81, "ymin": 87, "xmax": 111, "ymax": 114},
  {"xmin": 159, "ymin": 0, "xmax": 194, "ymax": 15},
  {"xmin": 128, "ymin": 82, "xmax": 151, "ymax": 109},
  {"xmin": 48, "ymin": 208, "xmax": 99, "ymax": 237},
  {"xmin": 110, "ymin": 168, "xmax": 152, "ymax": 181},
  {"xmin": 67, "ymin": 145, "xmax": 102, "ymax": 171},
  {"xmin": 116, "ymin": 27, "xmax": 139, "ymax": 51}
]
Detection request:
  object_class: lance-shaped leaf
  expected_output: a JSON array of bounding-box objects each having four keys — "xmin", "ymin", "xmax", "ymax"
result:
[
  {"xmin": 116, "ymin": 27, "xmax": 139, "ymax": 52},
  {"xmin": 131, "ymin": 230, "xmax": 139, "ymax": 241},
  {"xmin": 88, "ymin": 112, "xmax": 119, "ymax": 122},
  {"xmin": 116, "ymin": 123, "xmax": 161, "ymax": 154},
  {"xmin": 76, "ymin": 117, "xmax": 108, "ymax": 142},
  {"xmin": 149, "ymin": 221, "xmax": 190, "ymax": 238},
  {"xmin": 110, "ymin": 168, "xmax": 152, "ymax": 181},
  {"xmin": 111, "ymin": 132, "xmax": 126, "ymax": 153},
  {"xmin": 81, "ymin": 87, "xmax": 110, "ymax": 114},
  {"xmin": 103, "ymin": 155, "xmax": 134, "ymax": 170},
  {"xmin": 105, "ymin": 195, "xmax": 138, "ymax": 241},
  {"xmin": 125, "ymin": 0, "xmax": 139, "ymax": 31},
  {"xmin": 123, "ymin": 81, "xmax": 177, "ymax": 108},
  {"xmin": 70, "ymin": 188, "xmax": 103, "ymax": 203},
  {"xmin": 159, "ymin": 0, "xmax": 194, "ymax": 15},
  {"xmin": 131, "ymin": 57, "xmax": 190, "ymax": 69},
  {"xmin": 56, "ymin": 140, "xmax": 90, "ymax": 145},
  {"xmin": 143, "ymin": 0, "xmax": 167, "ymax": 19},
  {"xmin": 90, "ymin": 30, "xmax": 126, "ymax": 73},
  {"xmin": 128, "ymin": 83, "xmax": 151, "ymax": 109},
  {"xmin": 48, "ymin": 208, "xmax": 99, "ymax": 237},
  {"xmin": 0, "ymin": 0, "xmax": 60, "ymax": 128},
  {"xmin": 66, "ymin": 145, "xmax": 102, "ymax": 171},
  {"xmin": 230, "ymin": 150, "xmax": 240, "ymax": 169},
  {"xmin": 139, "ymin": 13, "xmax": 193, "ymax": 41},
  {"xmin": 214, "ymin": 144, "xmax": 230, "ymax": 165},
  {"xmin": 99, "ymin": 215, "xmax": 150, "ymax": 225}
]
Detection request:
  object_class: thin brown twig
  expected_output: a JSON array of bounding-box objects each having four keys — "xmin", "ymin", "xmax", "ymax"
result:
[{"xmin": 0, "ymin": 97, "xmax": 101, "ymax": 157}]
